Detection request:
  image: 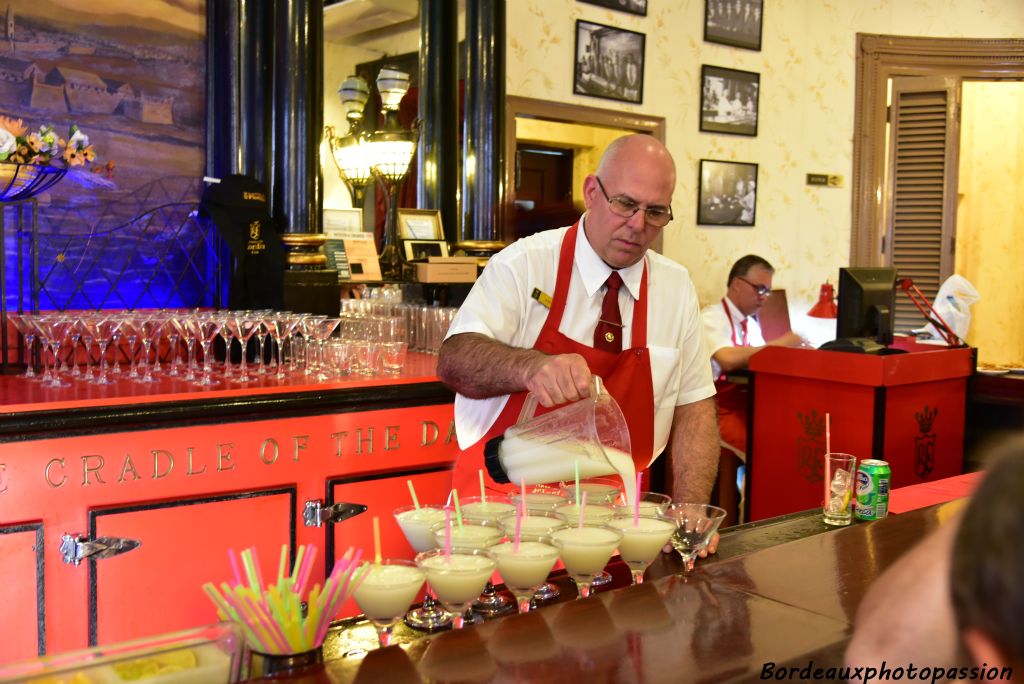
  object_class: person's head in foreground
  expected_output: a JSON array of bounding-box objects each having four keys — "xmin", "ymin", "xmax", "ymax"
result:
[{"xmin": 951, "ymin": 436, "xmax": 1024, "ymax": 670}]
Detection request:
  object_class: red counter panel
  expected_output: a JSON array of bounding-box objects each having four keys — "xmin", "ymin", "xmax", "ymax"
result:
[
  {"xmin": 0, "ymin": 524, "xmax": 42, "ymax": 662},
  {"xmin": 92, "ymin": 490, "xmax": 294, "ymax": 646}
]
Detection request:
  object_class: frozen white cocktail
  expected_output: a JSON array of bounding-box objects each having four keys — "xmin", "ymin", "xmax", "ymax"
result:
[
  {"xmin": 352, "ymin": 559, "xmax": 426, "ymax": 648},
  {"xmin": 415, "ymin": 549, "xmax": 497, "ymax": 629}
]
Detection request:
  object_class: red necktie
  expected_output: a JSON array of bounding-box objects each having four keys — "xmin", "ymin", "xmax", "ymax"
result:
[
  {"xmin": 740, "ymin": 318, "xmax": 748, "ymax": 346},
  {"xmin": 594, "ymin": 271, "xmax": 624, "ymax": 353}
]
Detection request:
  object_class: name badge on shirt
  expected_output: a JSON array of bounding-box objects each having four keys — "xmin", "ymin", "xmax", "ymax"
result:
[{"xmin": 531, "ymin": 288, "xmax": 553, "ymax": 309}]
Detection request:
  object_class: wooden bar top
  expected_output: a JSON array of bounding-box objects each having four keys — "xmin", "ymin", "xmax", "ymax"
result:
[{"xmin": 301, "ymin": 501, "xmax": 962, "ymax": 683}]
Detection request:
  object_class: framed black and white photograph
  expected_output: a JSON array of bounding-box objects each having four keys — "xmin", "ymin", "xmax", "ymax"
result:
[
  {"xmin": 403, "ymin": 239, "xmax": 450, "ymax": 262},
  {"xmin": 574, "ymin": 20, "xmax": 645, "ymax": 105},
  {"xmin": 700, "ymin": 65, "xmax": 760, "ymax": 136},
  {"xmin": 704, "ymin": 0, "xmax": 763, "ymax": 51},
  {"xmin": 577, "ymin": 0, "xmax": 647, "ymax": 17},
  {"xmin": 697, "ymin": 159, "xmax": 759, "ymax": 226}
]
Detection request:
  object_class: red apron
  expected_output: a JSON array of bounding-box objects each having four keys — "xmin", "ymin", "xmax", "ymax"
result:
[
  {"xmin": 451, "ymin": 223, "xmax": 655, "ymax": 496},
  {"xmin": 715, "ymin": 299, "xmax": 749, "ymax": 456}
]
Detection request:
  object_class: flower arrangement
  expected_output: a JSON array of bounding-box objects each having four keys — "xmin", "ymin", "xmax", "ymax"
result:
[{"xmin": 0, "ymin": 116, "xmax": 96, "ymax": 167}]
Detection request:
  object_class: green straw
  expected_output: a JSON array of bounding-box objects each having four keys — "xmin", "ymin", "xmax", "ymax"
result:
[
  {"xmin": 575, "ymin": 459, "xmax": 581, "ymax": 503},
  {"xmin": 406, "ymin": 479, "xmax": 420, "ymax": 509},
  {"xmin": 452, "ymin": 489, "xmax": 464, "ymax": 531}
]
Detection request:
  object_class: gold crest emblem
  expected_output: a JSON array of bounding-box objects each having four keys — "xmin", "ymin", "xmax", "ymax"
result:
[
  {"xmin": 604, "ymin": 331, "xmax": 615, "ymax": 343},
  {"xmin": 249, "ymin": 220, "xmax": 261, "ymax": 241}
]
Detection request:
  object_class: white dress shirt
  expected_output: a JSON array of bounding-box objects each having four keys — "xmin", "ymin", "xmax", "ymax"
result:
[
  {"xmin": 445, "ymin": 219, "xmax": 715, "ymax": 462},
  {"xmin": 701, "ymin": 296, "xmax": 766, "ymax": 378}
]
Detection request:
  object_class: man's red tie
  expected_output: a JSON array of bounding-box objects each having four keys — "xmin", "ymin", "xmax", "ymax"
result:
[
  {"xmin": 594, "ymin": 271, "xmax": 624, "ymax": 353},
  {"xmin": 740, "ymin": 318, "xmax": 748, "ymax": 347}
]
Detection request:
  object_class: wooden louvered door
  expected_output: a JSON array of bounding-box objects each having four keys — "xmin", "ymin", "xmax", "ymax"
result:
[{"xmin": 883, "ymin": 76, "xmax": 961, "ymax": 334}]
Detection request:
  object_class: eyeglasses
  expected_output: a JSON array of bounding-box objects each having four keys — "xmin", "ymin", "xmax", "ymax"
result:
[
  {"xmin": 594, "ymin": 177, "xmax": 674, "ymax": 227},
  {"xmin": 737, "ymin": 276, "xmax": 771, "ymax": 297}
]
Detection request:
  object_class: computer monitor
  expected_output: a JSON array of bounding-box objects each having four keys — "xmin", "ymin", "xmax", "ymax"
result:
[{"xmin": 835, "ymin": 267, "xmax": 897, "ymax": 347}]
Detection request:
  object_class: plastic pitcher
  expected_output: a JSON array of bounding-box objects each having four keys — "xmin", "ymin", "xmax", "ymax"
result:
[{"xmin": 483, "ymin": 377, "xmax": 632, "ymax": 487}]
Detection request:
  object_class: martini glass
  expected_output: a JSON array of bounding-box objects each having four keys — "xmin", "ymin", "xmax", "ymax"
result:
[
  {"xmin": 307, "ymin": 317, "xmax": 341, "ymax": 382},
  {"xmin": 664, "ymin": 503, "xmax": 727, "ymax": 573},
  {"xmin": 498, "ymin": 509, "xmax": 568, "ymax": 604},
  {"xmin": 76, "ymin": 315, "xmax": 98, "ymax": 382},
  {"xmin": 39, "ymin": 315, "xmax": 72, "ymax": 388},
  {"xmin": 415, "ymin": 548, "xmax": 497, "ymax": 630},
  {"xmin": 607, "ymin": 513, "xmax": 677, "ymax": 585},
  {"xmin": 559, "ymin": 478, "xmax": 622, "ymax": 590},
  {"xmin": 459, "ymin": 497, "xmax": 517, "ymax": 617},
  {"xmin": 351, "ymin": 559, "xmax": 426, "ymax": 649},
  {"xmin": 228, "ymin": 313, "xmax": 260, "ymax": 382},
  {"xmin": 615, "ymin": 491, "xmax": 673, "ymax": 518},
  {"xmin": 93, "ymin": 316, "xmax": 122, "ymax": 385},
  {"xmin": 489, "ymin": 539, "xmax": 560, "ymax": 614},
  {"xmin": 194, "ymin": 315, "xmax": 224, "ymax": 386},
  {"xmin": 392, "ymin": 504, "xmax": 452, "ymax": 632},
  {"xmin": 510, "ymin": 485, "xmax": 568, "ymax": 514},
  {"xmin": 7, "ymin": 312, "xmax": 38, "ymax": 378},
  {"xmin": 549, "ymin": 524, "xmax": 623, "ymax": 600}
]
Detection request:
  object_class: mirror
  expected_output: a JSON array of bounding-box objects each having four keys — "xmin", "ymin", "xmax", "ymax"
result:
[{"xmin": 323, "ymin": 6, "xmax": 666, "ymax": 247}]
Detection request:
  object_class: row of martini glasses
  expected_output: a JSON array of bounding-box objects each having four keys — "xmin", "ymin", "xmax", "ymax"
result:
[
  {"xmin": 350, "ymin": 479, "xmax": 727, "ymax": 650},
  {"xmin": 6, "ymin": 308, "xmax": 422, "ymax": 387}
]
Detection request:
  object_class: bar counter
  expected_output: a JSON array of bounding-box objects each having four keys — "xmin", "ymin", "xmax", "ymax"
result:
[
  {"xmin": 307, "ymin": 501, "xmax": 960, "ymax": 683},
  {"xmin": 0, "ymin": 354, "xmax": 458, "ymax": 661}
]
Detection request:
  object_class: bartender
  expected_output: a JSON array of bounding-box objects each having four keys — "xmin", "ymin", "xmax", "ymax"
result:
[
  {"xmin": 437, "ymin": 134, "xmax": 719, "ymax": 524},
  {"xmin": 701, "ymin": 254, "xmax": 804, "ymax": 461}
]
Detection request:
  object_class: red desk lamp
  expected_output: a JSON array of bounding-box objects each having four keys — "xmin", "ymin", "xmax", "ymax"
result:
[{"xmin": 807, "ymin": 282, "xmax": 838, "ymax": 318}]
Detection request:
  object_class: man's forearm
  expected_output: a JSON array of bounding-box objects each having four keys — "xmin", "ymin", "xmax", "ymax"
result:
[
  {"xmin": 437, "ymin": 332, "xmax": 544, "ymax": 399},
  {"xmin": 668, "ymin": 397, "xmax": 720, "ymax": 502}
]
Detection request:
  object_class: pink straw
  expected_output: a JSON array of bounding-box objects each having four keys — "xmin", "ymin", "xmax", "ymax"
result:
[
  {"xmin": 228, "ymin": 548, "xmax": 244, "ymax": 587},
  {"xmin": 578, "ymin": 491, "xmax": 587, "ymax": 529},
  {"xmin": 520, "ymin": 478, "xmax": 528, "ymax": 518},
  {"xmin": 295, "ymin": 545, "xmax": 317, "ymax": 596},
  {"xmin": 634, "ymin": 472, "xmax": 642, "ymax": 526},
  {"xmin": 444, "ymin": 509, "xmax": 453, "ymax": 561},
  {"xmin": 514, "ymin": 508, "xmax": 522, "ymax": 553},
  {"xmin": 826, "ymin": 413, "xmax": 832, "ymax": 454}
]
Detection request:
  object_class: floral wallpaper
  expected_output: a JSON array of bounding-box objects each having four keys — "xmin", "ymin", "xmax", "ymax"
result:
[
  {"xmin": 506, "ymin": 0, "xmax": 1024, "ymax": 321},
  {"xmin": 956, "ymin": 82, "xmax": 1024, "ymax": 366}
]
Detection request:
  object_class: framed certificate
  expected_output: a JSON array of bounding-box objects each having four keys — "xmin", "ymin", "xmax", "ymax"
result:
[{"xmin": 397, "ymin": 209, "xmax": 444, "ymax": 240}]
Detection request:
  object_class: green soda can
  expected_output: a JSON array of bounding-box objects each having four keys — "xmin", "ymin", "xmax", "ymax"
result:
[{"xmin": 855, "ymin": 459, "xmax": 890, "ymax": 521}]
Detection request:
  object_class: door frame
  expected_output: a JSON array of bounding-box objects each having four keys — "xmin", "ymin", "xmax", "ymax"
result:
[
  {"xmin": 851, "ymin": 34, "xmax": 1024, "ymax": 266},
  {"xmin": 502, "ymin": 96, "xmax": 665, "ymax": 246}
]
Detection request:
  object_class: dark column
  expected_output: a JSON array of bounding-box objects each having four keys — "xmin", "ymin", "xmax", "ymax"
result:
[
  {"xmin": 205, "ymin": 0, "xmax": 272, "ymax": 183},
  {"xmin": 271, "ymin": 0, "xmax": 324, "ymax": 233},
  {"xmin": 418, "ymin": 0, "xmax": 460, "ymax": 243},
  {"xmin": 461, "ymin": 0, "xmax": 505, "ymax": 243}
]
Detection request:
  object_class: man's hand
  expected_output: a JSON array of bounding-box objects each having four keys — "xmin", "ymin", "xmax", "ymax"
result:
[
  {"xmin": 522, "ymin": 353, "xmax": 592, "ymax": 407},
  {"xmin": 699, "ymin": 531, "xmax": 720, "ymax": 557},
  {"xmin": 768, "ymin": 331, "xmax": 808, "ymax": 348}
]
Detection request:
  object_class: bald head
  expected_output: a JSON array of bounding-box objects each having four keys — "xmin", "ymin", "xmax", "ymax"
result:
[
  {"xmin": 596, "ymin": 134, "xmax": 676, "ymax": 189},
  {"xmin": 582, "ymin": 134, "xmax": 676, "ymax": 268}
]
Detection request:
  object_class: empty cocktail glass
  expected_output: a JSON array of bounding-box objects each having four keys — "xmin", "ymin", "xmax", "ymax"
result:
[{"xmin": 664, "ymin": 503, "xmax": 726, "ymax": 573}]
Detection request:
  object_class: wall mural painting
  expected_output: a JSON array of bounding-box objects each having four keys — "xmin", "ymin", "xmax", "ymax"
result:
[{"xmin": 0, "ymin": 0, "xmax": 209, "ymax": 312}]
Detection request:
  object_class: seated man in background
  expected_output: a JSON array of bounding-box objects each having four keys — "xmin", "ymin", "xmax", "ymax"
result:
[
  {"xmin": 846, "ymin": 434, "xmax": 1024, "ymax": 672},
  {"xmin": 701, "ymin": 255, "xmax": 804, "ymax": 520}
]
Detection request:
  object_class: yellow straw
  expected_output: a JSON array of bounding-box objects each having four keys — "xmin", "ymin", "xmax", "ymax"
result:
[
  {"xmin": 373, "ymin": 516, "xmax": 382, "ymax": 564},
  {"xmin": 452, "ymin": 489, "xmax": 464, "ymax": 531},
  {"xmin": 479, "ymin": 469, "xmax": 486, "ymax": 503},
  {"xmin": 406, "ymin": 479, "xmax": 421, "ymax": 509},
  {"xmin": 276, "ymin": 544, "xmax": 288, "ymax": 586}
]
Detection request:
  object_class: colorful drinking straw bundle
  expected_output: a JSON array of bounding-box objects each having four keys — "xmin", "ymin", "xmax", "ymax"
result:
[{"xmin": 203, "ymin": 544, "xmax": 367, "ymax": 655}]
